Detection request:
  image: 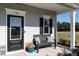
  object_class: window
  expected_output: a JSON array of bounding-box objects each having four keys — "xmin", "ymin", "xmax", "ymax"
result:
[
  {"xmin": 11, "ymin": 27, "xmax": 20, "ymax": 39},
  {"xmin": 40, "ymin": 17, "xmax": 52, "ymax": 35},
  {"xmin": 10, "ymin": 16, "xmax": 22, "ymax": 40},
  {"xmin": 44, "ymin": 27, "xmax": 49, "ymax": 33},
  {"xmin": 43, "ymin": 19, "xmax": 50, "ymax": 34}
]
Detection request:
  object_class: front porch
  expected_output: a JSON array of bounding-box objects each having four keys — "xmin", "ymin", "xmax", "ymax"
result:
[
  {"xmin": 7, "ymin": 45, "xmax": 71, "ymax": 56},
  {"xmin": 0, "ymin": 3, "xmax": 79, "ymax": 55}
]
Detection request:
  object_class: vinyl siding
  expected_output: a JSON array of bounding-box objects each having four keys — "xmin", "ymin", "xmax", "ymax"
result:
[
  {"xmin": 0, "ymin": 8, "xmax": 6, "ymax": 46},
  {"xmin": 0, "ymin": 3, "xmax": 56, "ymax": 45}
]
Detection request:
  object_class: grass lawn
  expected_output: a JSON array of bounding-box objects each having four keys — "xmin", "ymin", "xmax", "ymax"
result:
[{"xmin": 58, "ymin": 32, "xmax": 79, "ymax": 46}]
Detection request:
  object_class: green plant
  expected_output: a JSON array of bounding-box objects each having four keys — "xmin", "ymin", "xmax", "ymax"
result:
[
  {"xmin": 66, "ymin": 39, "xmax": 70, "ymax": 45},
  {"xmin": 58, "ymin": 38, "xmax": 70, "ymax": 46},
  {"xmin": 59, "ymin": 39, "xmax": 67, "ymax": 45}
]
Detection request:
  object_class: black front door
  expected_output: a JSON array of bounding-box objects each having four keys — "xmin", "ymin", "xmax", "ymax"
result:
[{"xmin": 7, "ymin": 15, "xmax": 24, "ymax": 52}]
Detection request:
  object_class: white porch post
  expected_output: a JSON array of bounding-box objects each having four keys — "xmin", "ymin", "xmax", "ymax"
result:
[{"xmin": 70, "ymin": 10, "xmax": 76, "ymax": 49}]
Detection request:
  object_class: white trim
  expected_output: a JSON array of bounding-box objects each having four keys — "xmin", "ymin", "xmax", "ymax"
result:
[
  {"xmin": 43, "ymin": 15, "xmax": 51, "ymax": 19},
  {"xmin": 23, "ymin": 12, "xmax": 26, "ymax": 55},
  {"xmin": 6, "ymin": 9, "xmax": 7, "ymax": 56},
  {"xmin": 70, "ymin": 10, "xmax": 76, "ymax": 49},
  {"xmin": 43, "ymin": 27, "xmax": 50, "ymax": 35},
  {"xmin": 42, "ymin": 15, "xmax": 51, "ymax": 35},
  {"xmin": 10, "ymin": 17, "xmax": 22, "ymax": 40},
  {"xmin": 43, "ymin": 19, "xmax": 50, "ymax": 35},
  {"xmin": 5, "ymin": 8, "xmax": 26, "ymax": 55},
  {"xmin": 6, "ymin": 49, "xmax": 24, "ymax": 55},
  {"xmin": 5, "ymin": 8, "xmax": 26, "ymax": 16}
]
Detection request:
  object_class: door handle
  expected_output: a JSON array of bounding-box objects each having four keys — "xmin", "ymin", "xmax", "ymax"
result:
[{"xmin": 23, "ymin": 31, "xmax": 25, "ymax": 33}]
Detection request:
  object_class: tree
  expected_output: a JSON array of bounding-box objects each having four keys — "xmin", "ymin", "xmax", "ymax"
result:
[
  {"xmin": 57, "ymin": 22, "xmax": 70, "ymax": 31},
  {"xmin": 57, "ymin": 22, "xmax": 79, "ymax": 31},
  {"xmin": 76, "ymin": 22, "xmax": 79, "ymax": 31}
]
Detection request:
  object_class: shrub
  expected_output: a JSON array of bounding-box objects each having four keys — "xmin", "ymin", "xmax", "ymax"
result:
[
  {"xmin": 66, "ymin": 39, "xmax": 70, "ymax": 45},
  {"xmin": 58, "ymin": 39, "xmax": 70, "ymax": 46},
  {"xmin": 58, "ymin": 39, "xmax": 67, "ymax": 45}
]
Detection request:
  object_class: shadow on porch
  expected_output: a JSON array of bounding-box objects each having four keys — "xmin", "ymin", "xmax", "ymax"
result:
[{"xmin": 7, "ymin": 45, "xmax": 71, "ymax": 56}]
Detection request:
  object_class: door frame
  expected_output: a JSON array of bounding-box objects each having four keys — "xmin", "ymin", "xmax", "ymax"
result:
[
  {"xmin": 6, "ymin": 14, "xmax": 25, "ymax": 54},
  {"xmin": 5, "ymin": 8, "xmax": 26, "ymax": 55},
  {"xmin": 7, "ymin": 15, "xmax": 24, "ymax": 52}
]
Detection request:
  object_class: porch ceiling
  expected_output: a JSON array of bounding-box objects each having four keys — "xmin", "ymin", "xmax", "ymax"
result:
[{"xmin": 23, "ymin": 3, "xmax": 79, "ymax": 14}]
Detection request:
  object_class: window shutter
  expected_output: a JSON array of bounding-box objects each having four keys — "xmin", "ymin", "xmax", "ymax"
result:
[
  {"xmin": 40, "ymin": 18, "xmax": 43, "ymax": 34},
  {"xmin": 49, "ymin": 19, "xmax": 52, "ymax": 34}
]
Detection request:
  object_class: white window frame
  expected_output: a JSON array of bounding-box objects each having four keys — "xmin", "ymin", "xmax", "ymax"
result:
[
  {"xmin": 5, "ymin": 8, "xmax": 26, "ymax": 54},
  {"xmin": 43, "ymin": 19, "xmax": 50, "ymax": 35},
  {"xmin": 10, "ymin": 17, "xmax": 22, "ymax": 40}
]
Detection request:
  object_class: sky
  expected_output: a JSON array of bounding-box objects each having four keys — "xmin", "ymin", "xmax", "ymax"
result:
[{"xmin": 57, "ymin": 9, "xmax": 79, "ymax": 23}]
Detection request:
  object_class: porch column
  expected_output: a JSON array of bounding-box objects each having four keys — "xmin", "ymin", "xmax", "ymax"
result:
[
  {"xmin": 70, "ymin": 10, "xmax": 76, "ymax": 49},
  {"xmin": 53, "ymin": 15, "xmax": 57, "ymax": 48}
]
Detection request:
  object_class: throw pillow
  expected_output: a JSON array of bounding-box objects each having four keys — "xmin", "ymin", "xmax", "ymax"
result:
[
  {"xmin": 34, "ymin": 37, "xmax": 40, "ymax": 43},
  {"xmin": 47, "ymin": 36, "xmax": 54, "ymax": 42}
]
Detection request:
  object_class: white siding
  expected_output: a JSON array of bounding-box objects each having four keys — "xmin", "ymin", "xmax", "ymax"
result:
[
  {"xmin": 24, "ymin": 27, "xmax": 39, "ymax": 42},
  {"xmin": 24, "ymin": 13, "xmax": 40, "ymax": 42},
  {"xmin": 0, "ymin": 9, "xmax": 6, "ymax": 46},
  {"xmin": 0, "ymin": 3, "xmax": 56, "ymax": 46},
  {"xmin": 0, "ymin": 26, "xmax": 6, "ymax": 46},
  {"xmin": 24, "ymin": 13, "xmax": 56, "ymax": 42}
]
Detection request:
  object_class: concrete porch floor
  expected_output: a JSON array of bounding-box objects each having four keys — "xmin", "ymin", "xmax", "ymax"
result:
[{"xmin": 7, "ymin": 45, "xmax": 71, "ymax": 56}]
